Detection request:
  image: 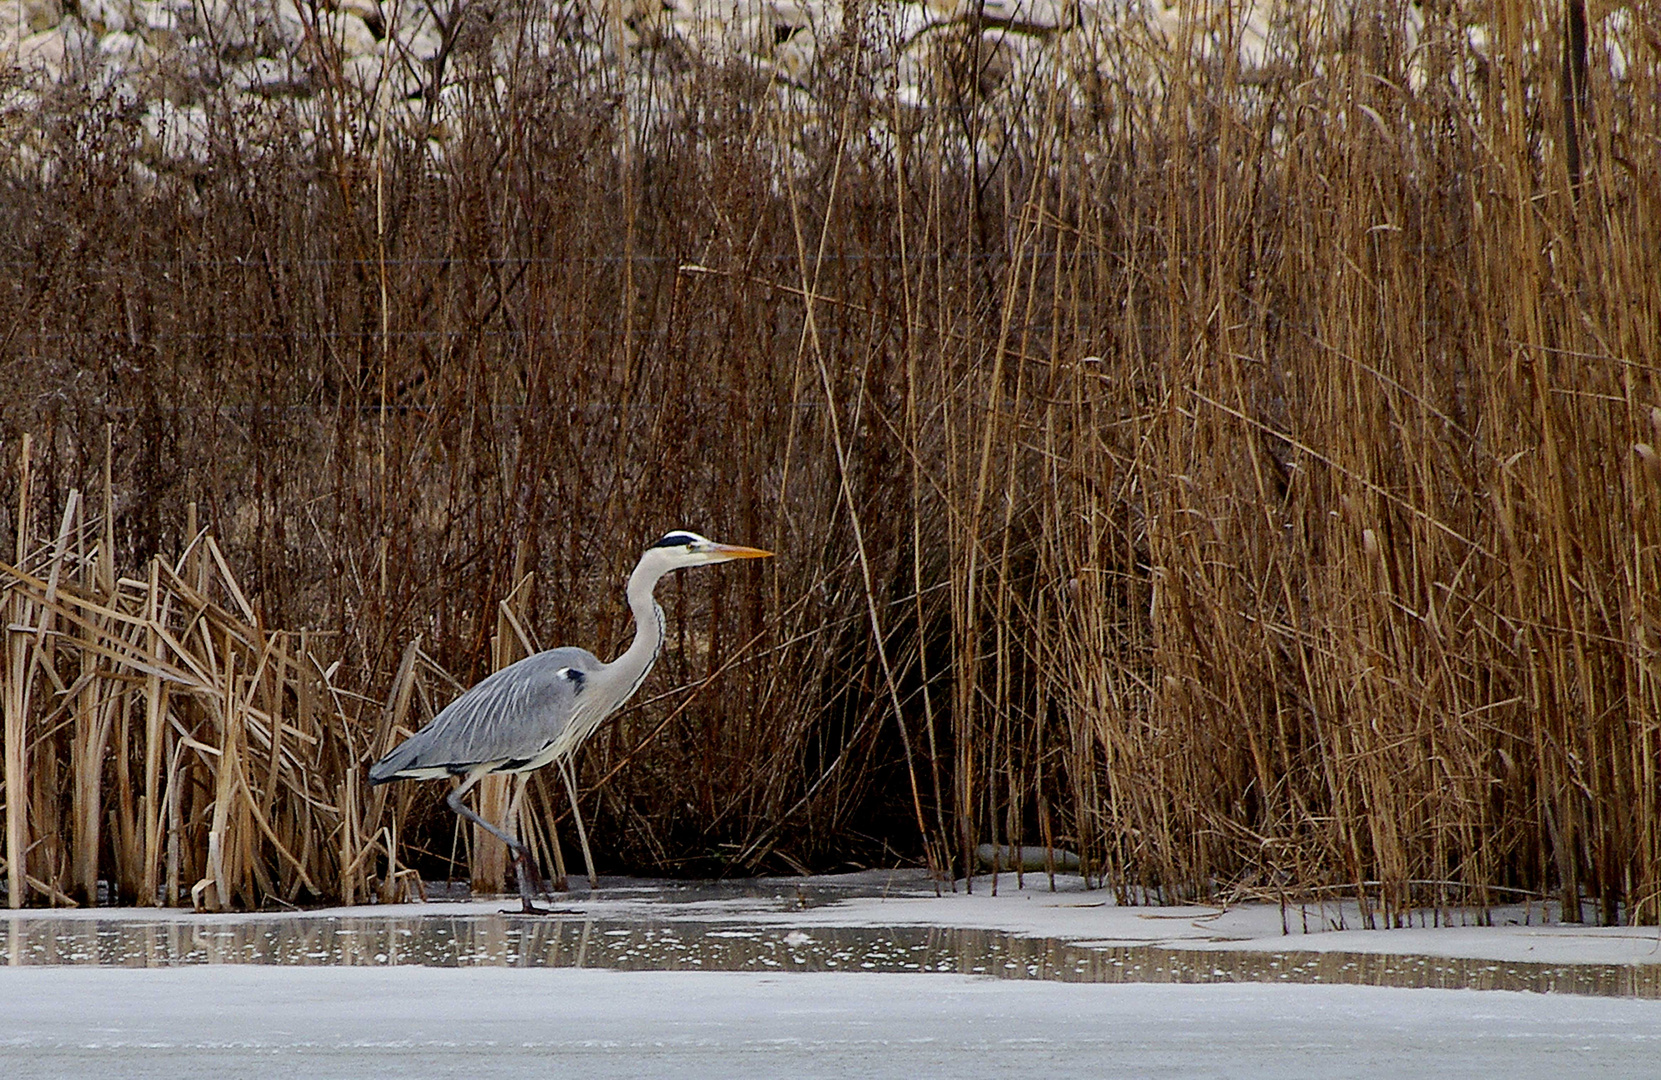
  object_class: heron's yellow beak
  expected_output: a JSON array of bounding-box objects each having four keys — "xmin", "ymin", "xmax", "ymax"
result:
[{"xmin": 710, "ymin": 543, "xmax": 773, "ymax": 561}]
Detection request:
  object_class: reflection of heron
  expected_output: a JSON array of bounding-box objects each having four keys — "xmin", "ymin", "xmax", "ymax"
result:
[{"xmin": 369, "ymin": 530, "xmax": 773, "ymax": 912}]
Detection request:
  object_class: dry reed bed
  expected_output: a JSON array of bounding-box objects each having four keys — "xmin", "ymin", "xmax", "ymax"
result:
[
  {"xmin": 0, "ymin": 450, "xmax": 573, "ymax": 905},
  {"xmin": 2, "ymin": 3, "xmax": 1659, "ymax": 922},
  {"xmin": 1, "ymin": 439, "xmax": 403, "ymax": 908}
]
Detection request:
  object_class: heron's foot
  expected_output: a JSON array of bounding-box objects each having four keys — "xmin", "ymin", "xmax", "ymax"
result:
[{"xmin": 508, "ymin": 846, "xmax": 556, "ymax": 908}]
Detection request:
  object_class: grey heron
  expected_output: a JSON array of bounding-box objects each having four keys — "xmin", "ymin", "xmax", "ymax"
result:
[{"xmin": 368, "ymin": 530, "xmax": 772, "ymax": 912}]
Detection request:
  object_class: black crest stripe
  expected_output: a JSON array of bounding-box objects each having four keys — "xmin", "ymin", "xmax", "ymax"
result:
[{"xmin": 652, "ymin": 531, "xmax": 699, "ymax": 548}]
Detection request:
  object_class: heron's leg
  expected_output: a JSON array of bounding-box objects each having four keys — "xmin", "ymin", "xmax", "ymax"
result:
[{"xmin": 446, "ymin": 781, "xmax": 550, "ymax": 914}]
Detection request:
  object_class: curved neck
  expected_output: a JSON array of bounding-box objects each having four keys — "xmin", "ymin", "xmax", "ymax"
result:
[{"xmin": 608, "ymin": 558, "xmax": 669, "ymax": 704}]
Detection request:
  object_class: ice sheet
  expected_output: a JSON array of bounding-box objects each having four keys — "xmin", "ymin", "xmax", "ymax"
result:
[
  {"xmin": 3, "ymin": 965, "xmax": 1661, "ymax": 1079},
  {"xmin": 11, "ymin": 870, "xmax": 1661, "ymax": 968}
]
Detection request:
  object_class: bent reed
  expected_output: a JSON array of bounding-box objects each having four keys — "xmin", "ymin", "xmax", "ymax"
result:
[{"xmin": 2, "ymin": 2, "xmax": 1658, "ymax": 925}]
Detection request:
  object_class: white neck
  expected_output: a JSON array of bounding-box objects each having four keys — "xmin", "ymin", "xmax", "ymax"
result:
[{"xmin": 606, "ymin": 556, "xmax": 671, "ymax": 705}]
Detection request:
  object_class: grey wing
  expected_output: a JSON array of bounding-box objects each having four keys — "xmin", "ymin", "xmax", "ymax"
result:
[{"xmin": 369, "ymin": 647, "xmax": 603, "ymax": 781}]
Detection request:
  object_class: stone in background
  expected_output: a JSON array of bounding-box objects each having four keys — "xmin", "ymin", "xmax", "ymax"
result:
[{"xmin": 0, "ymin": 0, "xmax": 1640, "ymax": 174}]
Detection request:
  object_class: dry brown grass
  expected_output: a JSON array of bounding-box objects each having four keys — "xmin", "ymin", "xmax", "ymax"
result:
[
  {"xmin": 2, "ymin": 2, "xmax": 1658, "ymax": 923},
  {"xmin": 1, "ymin": 454, "xmax": 406, "ymax": 908}
]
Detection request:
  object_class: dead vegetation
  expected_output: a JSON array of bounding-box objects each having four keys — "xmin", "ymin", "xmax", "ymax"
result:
[{"xmin": 2, "ymin": 2, "xmax": 1659, "ymax": 924}]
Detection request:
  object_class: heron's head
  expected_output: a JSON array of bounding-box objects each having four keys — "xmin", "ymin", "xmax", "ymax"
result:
[{"xmin": 644, "ymin": 530, "xmax": 773, "ymax": 570}]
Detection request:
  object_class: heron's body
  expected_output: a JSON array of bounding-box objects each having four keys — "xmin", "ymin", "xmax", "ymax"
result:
[
  {"xmin": 367, "ymin": 645, "xmax": 609, "ymax": 782},
  {"xmin": 367, "ymin": 530, "xmax": 770, "ymax": 911}
]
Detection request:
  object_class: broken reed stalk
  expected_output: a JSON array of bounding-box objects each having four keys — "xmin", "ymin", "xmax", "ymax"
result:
[
  {"xmin": 1, "ymin": 1, "xmax": 1657, "ymax": 920},
  {"xmin": 0, "ymin": 492, "xmax": 404, "ymax": 909},
  {"xmin": 4, "ymin": 435, "xmax": 32, "ymax": 908}
]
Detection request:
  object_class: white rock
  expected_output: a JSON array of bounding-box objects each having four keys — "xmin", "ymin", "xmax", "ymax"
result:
[
  {"xmin": 1465, "ymin": 22, "xmax": 1490, "ymax": 60},
  {"xmin": 751, "ymin": 0, "xmax": 819, "ymax": 60},
  {"xmin": 141, "ymin": 99, "xmax": 209, "ymax": 162},
  {"xmin": 14, "ymin": 26, "xmax": 66, "ymax": 72},
  {"xmin": 269, "ymin": 0, "xmax": 309, "ymax": 47},
  {"xmin": 137, "ymin": 0, "xmax": 176, "ymax": 32},
  {"xmin": 1600, "ymin": 7, "xmax": 1630, "ymax": 81},
  {"xmin": 98, "ymin": 28, "xmax": 149, "ymax": 60},
  {"xmin": 135, "ymin": 0, "xmax": 187, "ymax": 51},
  {"xmin": 179, "ymin": 0, "xmax": 260, "ymax": 56},
  {"xmin": 0, "ymin": 83, "xmax": 41, "ymax": 112},
  {"xmin": 731, "ymin": 11, "xmax": 772, "ymax": 54},
  {"xmin": 382, "ymin": 1, "xmax": 433, "ymax": 38},
  {"xmin": 973, "ymin": 26, "xmax": 1019, "ymax": 90},
  {"xmin": 432, "ymin": 76, "xmax": 470, "ymax": 121},
  {"xmin": 76, "ymin": 0, "xmax": 128, "ymax": 35},
  {"xmin": 397, "ymin": 20, "xmax": 443, "ymax": 61},
  {"xmin": 23, "ymin": 0, "xmax": 60, "ymax": 34},
  {"xmin": 232, "ymin": 54, "xmax": 312, "ymax": 95},
  {"xmin": 87, "ymin": 66, "xmax": 142, "ymax": 106},
  {"xmin": 924, "ymin": 0, "xmax": 1070, "ymax": 28},
  {"xmin": 1233, "ymin": 4, "xmax": 1274, "ymax": 74},
  {"xmin": 379, "ymin": 57, "xmax": 425, "ymax": 100},
  {"xmin": 525, "ymin": 3, "xmax": 581, "ymax": 42},
  {"xmin": 335, "ymin": 0, "xmax": 381, "ymax": 21},
  {"xmin": 769, "ymin": 23, "xmax": 816, "ymax": 83},
  {"xmin": 765, "ymin": 0, "xmax": 815, "ymax": 28},
  {"xmin": 667, "ymin": 12, "xmax": 727, "ymax": 57},
  {"xmin": 1141, "ymin": 0, "xmax": 1183, "ymax": 45},
  {"xmin": 0, "ymin": 1, "xmax": 28, "ymax": 49},
  {"xmin": 340, "ymin": 50, "xmax": 388, "ymax": 93},
  {"xmin": 873, "ymin": 2, "xmax": 942, "ymax": 50},
  {"xmin": 320, "ymin": 10, "xmax": 378, "ymax": 57},
  {"xmin": 58, "ymin": 13, "xmax": 96, "ymax": 52}
]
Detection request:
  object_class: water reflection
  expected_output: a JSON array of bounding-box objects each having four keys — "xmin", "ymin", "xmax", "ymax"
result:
[{"xmin": 4, "ymin": 913, "xmax": 1658, "ymax": 998}]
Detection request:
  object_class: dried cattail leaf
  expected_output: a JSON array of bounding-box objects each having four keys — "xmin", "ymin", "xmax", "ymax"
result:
[{"xmin": 1636, "ymin": 443, "xmax": 1661, "ymax": 481}]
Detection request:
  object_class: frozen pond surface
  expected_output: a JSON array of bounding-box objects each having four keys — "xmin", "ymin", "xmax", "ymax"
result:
[
  {"xmin": 7, "ymin": 966, "xmax": 1661, "ymax": 1079},
  {"xmin": 7, "ymin": 909, "xmax": 1661, "ymax": 998},
  {"xmin": 5, "ymin": 872, "xmax": 1661, "ymax": 1076}
]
